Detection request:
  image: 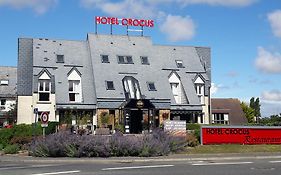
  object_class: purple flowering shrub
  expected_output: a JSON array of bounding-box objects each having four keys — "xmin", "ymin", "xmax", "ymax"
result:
[{"xmin": 30, "ymin": 129, "xmax": 186, "ymax": 157}]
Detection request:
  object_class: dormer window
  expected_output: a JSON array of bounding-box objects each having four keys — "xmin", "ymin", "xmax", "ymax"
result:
[
  {"xmin": 194, "ymin": 75, "xmax": 205, "ymax": 104},
  {"xmin": 68, "ymin": 68, "xmax": 82, "ymax": 102},
  {"xmin": 56, "ymin": 55, "xmax": 64, "ymax": 63},
  {"xmin": 118, "ymin": 56, "xmax": 133, "ymax": 64},
  {"xmin": 175, "ymin": 60, "xmax": 184, "ymax": 68},
  {"xmin": 38, "ymin": 72, "xmax": 51, "ymax": 102},
  {"xmin": 101, "ymin": 55, "xmax": 110, "ymax": 63},
  {"xmin": 141, "ymin": 56, "xmax": 149, "ymax": 65}
]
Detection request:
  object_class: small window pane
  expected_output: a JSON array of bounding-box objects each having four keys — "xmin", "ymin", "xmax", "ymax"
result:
[
  {"xmin": 57, "ymin": 55, "xmax": 64, "ymax": 63},
  {"xmin": 45, "ymin": 81, "xmax": 50, "ymax": 91},
  {"xmin": 106, "ymin": 81, "xmax": 115, "ymax": 90},
  {"xmin": 148, "ymin": 82, "xmax": 156, "ymax": 91},
  {"xmin": 39, "ymin": 93, "xmax": 49, "ymax": 101},
  {"xmin": 118, "ymin": 56, "xmax": 125, "ymax": 63},
  {"xmin": 39, "ymin": 81, "xmax": 44, "ymax": 91},
  {"xmin": 176, "ymin": 60, "xmax": 184, "ymax": 68},
  {"xmin": 141, "ymin": 56, "xmax": 149, "ymax": 65},
  {"xmin": 126, "ymin": 56, "xmax": 133, "ymax": 64},
  {"xmin": 101, "ymin": 55, "xmax": 109, "ymax": 63},
  {"xmin": 1, "ymin": 99, "xmax": 6, "ymax": 105},
  {"xmin": 69, "ymin": 93, "xmax": 75, "ymax": 101},
  {"xmin": 69, "ymin": 81, "xmax": 73, "ymax": 91}
]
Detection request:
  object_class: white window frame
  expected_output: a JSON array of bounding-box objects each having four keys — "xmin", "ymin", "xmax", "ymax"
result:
[
  {"xmin": 69, "ymin": 80, "xmax": 82, "ymax": 102},
  {"xmin": 212, "ymin": 113, "xmax": 229, "ymax": 125},
  {"xmin": 38, "ymin": 79, "xmax": 51, "ymax": 102}
]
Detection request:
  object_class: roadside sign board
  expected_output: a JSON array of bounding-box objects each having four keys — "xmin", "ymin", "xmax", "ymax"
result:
[
  {"xmin": 164, "ymin": 120, "xmax": 186, "ymax": 137},
  {"xmin": 201, "ymin": 126, "xmax": 281, "ymax": 145}
]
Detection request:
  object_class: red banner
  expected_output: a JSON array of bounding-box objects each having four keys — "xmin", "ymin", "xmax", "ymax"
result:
[{"xmin": 201, "ymin": 126, "xmax": 281, "ymax": 145}]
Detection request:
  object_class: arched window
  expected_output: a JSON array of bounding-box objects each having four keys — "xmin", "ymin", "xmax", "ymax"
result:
[{"xmin": 122, "ymin": 76, "xmax": 141, "ymax": 100}]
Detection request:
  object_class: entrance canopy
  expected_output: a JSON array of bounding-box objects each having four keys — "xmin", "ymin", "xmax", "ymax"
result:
[{"xmin": 119, "ymin": 99, "xmax": 155, "ymax": 109}]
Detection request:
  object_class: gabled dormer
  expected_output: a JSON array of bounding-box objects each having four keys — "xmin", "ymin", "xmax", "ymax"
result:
[
  {"xmin": 67, "ymin": 68, "xmax": 82, "ymax": 102},
  {"xmin": 37, "ymin": 69, "xmax": 52, "ymax": 102},
  {"xmin": 194, "ymin": 74, "xmax": 205, "ymax": 104},
  {"xmin": 168, "ymin": 71, "xmax": 188, "ymax": 104}
]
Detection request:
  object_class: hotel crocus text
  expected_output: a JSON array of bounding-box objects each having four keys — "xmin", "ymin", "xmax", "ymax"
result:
[
  {"xmin": 202, "ymin": 127, "xmax": 281, "ymax": 145},
  {"xmin": 95, "ymin": 16, "xmax": 154, "ymax": 28}
]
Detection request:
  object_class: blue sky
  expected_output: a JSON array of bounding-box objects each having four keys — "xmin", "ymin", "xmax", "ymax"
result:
[{"xmin": 0, "ymin": 0, "xmax": 281, "ymax": 117}]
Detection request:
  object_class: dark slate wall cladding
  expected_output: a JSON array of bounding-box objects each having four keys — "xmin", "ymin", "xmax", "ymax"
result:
[
  {"xmin": 195, "ymin": 47, "xmax": 211, "ymax": 96},
  {"xmin": 17, "ymin": 38, "xmax": 33, "ymax": 96}
]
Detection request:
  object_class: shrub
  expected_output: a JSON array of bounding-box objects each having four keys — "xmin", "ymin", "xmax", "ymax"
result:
[
  {"xmin": 186, "ymin": 133, "xmax": 199, "ymax": 147},
  {"xmin": 186, "ymin": 123, "xmax": 201, "ymax": 142},
  {"xmin": 0, "ymin": 128, "xmax": 13, "ymax": 147},
  {"xmin": 10, "ymin": 136, "xmax": 32, "ymax": 150},
  {"xmin": 30, "ymin": 129, "xmax": 187, "ymax": 157},
  {"xmin": 4, "ymin": 144, "xmax": 20, "ymax": 154}
]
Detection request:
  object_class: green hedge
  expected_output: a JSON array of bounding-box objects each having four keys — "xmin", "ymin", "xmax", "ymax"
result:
[{"xmin": 0, "ymin": 122, "xmax": 58, "ymax": 149}]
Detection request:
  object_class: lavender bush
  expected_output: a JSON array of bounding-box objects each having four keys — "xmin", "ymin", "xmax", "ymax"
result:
[{"xmin": 30, "ymin": 129, "xmax": 186, "ymax": 157}]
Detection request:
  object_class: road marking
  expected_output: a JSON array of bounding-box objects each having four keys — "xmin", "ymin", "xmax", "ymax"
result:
[
  {"xmin": 269, "ymin": 160, "xmax": 281, "ymax": 163},
  {"xmin": 32, "ymin": 170, "xmax": 81, "ymax": 175},
  {"xmin": 102, "ymin": 164, "xmax": 174, "ymax": 171},
  {"xmin": 192, "ymin": 162, "xmax": 253, "ymax": 166},
  {"xmin": 0, "ymin": 164, "xmax": 63, "ymax": 171}
]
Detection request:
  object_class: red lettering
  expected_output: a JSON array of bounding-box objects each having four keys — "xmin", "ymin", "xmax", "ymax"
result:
[{"xmin": 95, "ymin": 16, "xmax": 101, "ymax": 24}]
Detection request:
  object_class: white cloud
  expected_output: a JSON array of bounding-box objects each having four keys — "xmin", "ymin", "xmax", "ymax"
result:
[
  {"xmin": 268, "ymin": 10, "xmax": 281, "ymax": 38},
  {"xmin": 255, "ymin": 47, "xmax": 281, "ymax": 73},
  {"xmin": 160, "ymin": 15, "xmax": 195, "ymax": 42},
  {"xmin": 210, "ymin": 83, "xmax": 218, "ymax": 95},
  {"xmin": 178, "ymin": 0, "xmax": 258, "ymax": 7},
  {"xmin": 0, "ymin": 0, "xmax": 57, "ymax": 14},
  {"xmin": 80, "ymin": 0, "xmax": 156, "ymax": 18},
  {"xmin": 261, "ymin": 90, "xmax": 281, "ymax": 102}
]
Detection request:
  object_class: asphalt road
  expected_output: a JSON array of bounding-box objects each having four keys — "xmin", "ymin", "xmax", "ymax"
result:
[{"xmin": 1, "ymin": 156, "xmax": 281, "ymax": 175}]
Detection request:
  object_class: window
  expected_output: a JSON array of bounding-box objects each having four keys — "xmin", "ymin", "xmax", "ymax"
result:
[
  {"xmin": 175, "ymin": 60, "xmax": 184, "ymax": 68},
  {"xmin": 141, "ymin": 56, "xmax": 149, "ymax": 65},
  {"xmin": 56, "ymin": 55, "xmax": 64, "ymax": 63},
  {"xmin": 147, "ymin": 82, "xmax": 156, "ymax": 91},
  {"xmin": 0, "ymin": 80, "xmax": 8, "ymax": 85},
  {"xmin": 213, "ymin": 113, "xmax": 229, "ymax": 125},
  {"xmin": 69, "ymin": 80, "xmax": 81, "ymax": 102},
  {"xmin": 1, "ymin": 99, "xmax": 6, "ymax": 106},
  {"xmin": 101, "ymin": 55, "xmax": 110, "ymax": 63},
  {"xmin": 195, "ymin": 84, "xmax": 204, "ymax": 95},
  {"xmin": 106, "ymin": 81, "xmax": 115, "ymax": 90},
  {"xmin": 38, "ymin": 80, "xmax": 51, "ymax": 101},
  {"xmin": 122, "ymin": 76, "xmax": 142, "ymax": 99},
  {"xmin": 118, "ymin": 56, "xmax": 133, "ymax": 64}
]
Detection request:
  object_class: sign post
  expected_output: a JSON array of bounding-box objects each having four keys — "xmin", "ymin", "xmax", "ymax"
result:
[{"xmin": 40, "ymin": 112, "xmax": 49, "ymax": 138}]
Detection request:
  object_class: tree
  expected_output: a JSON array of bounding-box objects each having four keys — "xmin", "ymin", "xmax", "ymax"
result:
[
  {"xmin": 241, "ymin": 102, "xmax": 255, "ymax": 123},
  {"xmin": 249, "ymin": 97, "xmax": 261, "ymax": 121},
  {"xmin": 259, "ymin": 113, "xmax": 281, "ymax": 126}
]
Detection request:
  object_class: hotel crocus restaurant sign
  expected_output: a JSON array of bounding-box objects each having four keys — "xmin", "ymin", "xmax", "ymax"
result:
[
  {"xmin": 95, "ymin": 16, "xmax": 154, "ymax": 27},
  {"xmin": 201, "ymin": 126, "xmax": 281, "ymax": 145}
]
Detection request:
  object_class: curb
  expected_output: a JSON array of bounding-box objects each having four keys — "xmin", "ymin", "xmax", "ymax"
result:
[{"xmin": 1, "ymin": 153, "xmax": 281, "ymax": 163}]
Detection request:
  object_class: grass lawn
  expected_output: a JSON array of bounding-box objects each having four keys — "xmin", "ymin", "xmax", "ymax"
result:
[{"xmin": 184, "ymin": 144, "xmax": 281, "ymax": 154}]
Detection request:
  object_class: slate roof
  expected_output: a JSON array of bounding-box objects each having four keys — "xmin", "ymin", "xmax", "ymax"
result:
[
  {"xmin": 0, "ymin": 66, "xmax": 17, "ymax": 97},
  {"xmin": 87, "ymin": 34, "xmax": 211, "ymax": 109},
  {"xmin": 211, "ymin": 98, "xmax": 247, "ymax": 125},
  {"xmin": 18, "ymin": 34, "xmax": 211, "ymax": 110}
]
